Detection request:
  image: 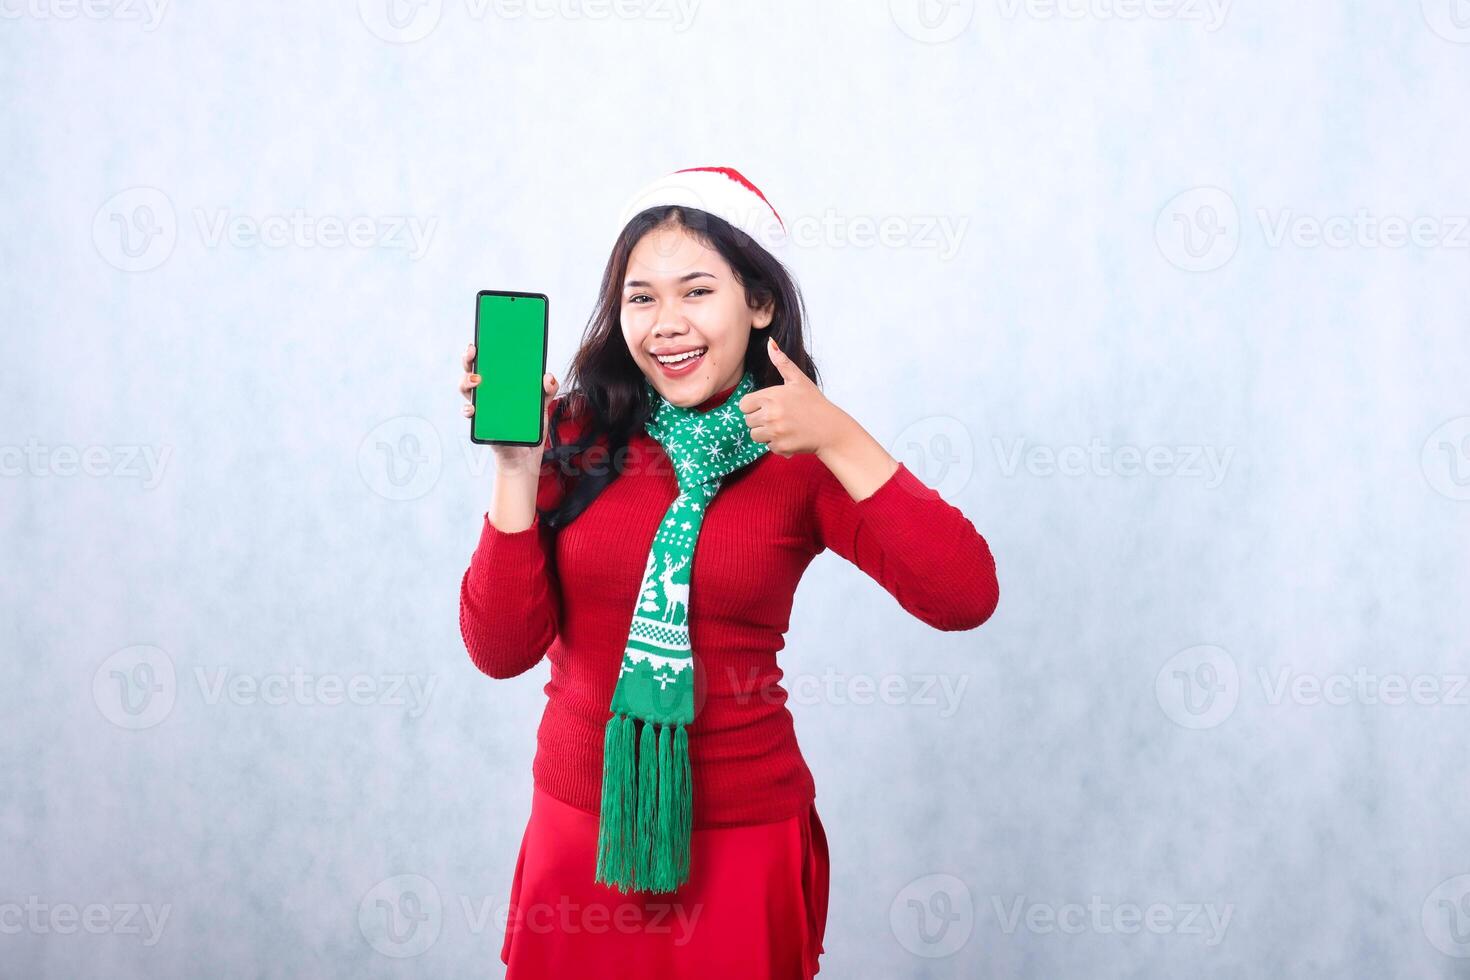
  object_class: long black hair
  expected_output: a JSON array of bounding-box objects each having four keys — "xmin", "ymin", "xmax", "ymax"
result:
[{"xmin": 537, "ymin": 205, "xmax": 820, "ymax": 530}]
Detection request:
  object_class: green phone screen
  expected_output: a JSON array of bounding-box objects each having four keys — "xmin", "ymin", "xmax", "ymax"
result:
[{"xmin": 472, "ymin": 292, "xmax": 547, "ymax": 445}]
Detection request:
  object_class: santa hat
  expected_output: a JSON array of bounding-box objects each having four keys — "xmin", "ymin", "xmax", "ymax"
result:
[{"xmin": 616, "ymin": 166, "xmax": 788, "ymax": 258}]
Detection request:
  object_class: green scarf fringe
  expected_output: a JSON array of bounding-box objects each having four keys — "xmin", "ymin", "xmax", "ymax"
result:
[{"xmin": 594, "ymin": 713, "xmax": 691, "ymax": 893}]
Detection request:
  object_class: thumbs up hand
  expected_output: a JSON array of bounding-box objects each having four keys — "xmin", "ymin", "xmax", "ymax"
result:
[{"xmin": 738, "ymin": 335, "xmax": 854, "ymax": 459}]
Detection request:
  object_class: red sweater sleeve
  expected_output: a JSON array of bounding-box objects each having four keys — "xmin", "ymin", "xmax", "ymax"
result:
[
  {"xmin": 459, "ymin": 509, "xmax": 561, "ymax": 679},
  {"xmin": 810, "ymin": 460, "xmax": 999, "ymax": 631}
]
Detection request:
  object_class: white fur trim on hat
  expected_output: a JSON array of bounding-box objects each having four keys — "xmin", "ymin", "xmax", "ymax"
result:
[{"xmin": 617, "ymin": 166, "xmax": 788, "ymax": 257}]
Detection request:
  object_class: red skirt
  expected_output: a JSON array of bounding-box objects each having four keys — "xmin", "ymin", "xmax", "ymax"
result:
[{"xmin": 500, "ymin": 787, "xmax": 829, "ymax": 979}]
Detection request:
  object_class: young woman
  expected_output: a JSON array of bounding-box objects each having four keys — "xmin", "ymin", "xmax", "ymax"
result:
[{"xmin": 457, "ymin": 167, "xmax": 999, "ymax": 979}]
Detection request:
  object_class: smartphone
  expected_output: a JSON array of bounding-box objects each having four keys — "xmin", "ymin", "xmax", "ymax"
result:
[{"xmin": 470, "ymin": 290, "xmax": 549, "ymax": 446}]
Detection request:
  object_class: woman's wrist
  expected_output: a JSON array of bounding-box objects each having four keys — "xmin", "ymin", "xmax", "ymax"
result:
[
  {"xmin": 815, "ymin": 414, "xmax": 900, "ymax": 503},
  {"xmin": 489, "ymin": 457, "xmax": 542, "ymax": 533}
]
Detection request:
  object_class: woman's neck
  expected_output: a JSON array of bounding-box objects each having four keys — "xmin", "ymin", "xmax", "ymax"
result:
[{"xmin": 693, "ymin": 379, "xmax": 740, "ymax": 412}]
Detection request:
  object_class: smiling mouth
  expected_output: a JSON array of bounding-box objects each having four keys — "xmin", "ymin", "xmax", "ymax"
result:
[{"xmin": 653, "ymin": 346, "xmax": 708, "ymax": 365}]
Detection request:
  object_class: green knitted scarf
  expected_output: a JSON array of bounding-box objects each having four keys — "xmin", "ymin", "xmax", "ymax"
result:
[{"xmin": 594, "ymin": 368, "xmax": 770, "ymax": 894}]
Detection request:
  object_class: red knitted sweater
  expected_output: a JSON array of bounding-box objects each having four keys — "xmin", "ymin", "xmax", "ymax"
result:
[{"xmin": 459, "ymin": 381, "xmax": 1000, "ymax": 828}]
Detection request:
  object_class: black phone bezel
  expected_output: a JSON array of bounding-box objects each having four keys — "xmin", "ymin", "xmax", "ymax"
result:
[{"xmin": 469, "ymin": 289, "xmax": 549, "ymax": 447}]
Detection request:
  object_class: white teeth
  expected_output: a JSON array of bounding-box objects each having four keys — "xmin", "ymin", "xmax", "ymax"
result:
[{"xmin": 655, "ymin": 348, "xmax": 706, "ymax": 364}]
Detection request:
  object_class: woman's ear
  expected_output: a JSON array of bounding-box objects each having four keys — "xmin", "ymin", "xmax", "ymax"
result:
[{"xmin": 751, "ymin": 299, "xmax": 775, "ymax": 330}]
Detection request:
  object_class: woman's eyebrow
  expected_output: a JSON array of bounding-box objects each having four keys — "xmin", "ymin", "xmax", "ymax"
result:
[{"xmin": 624, "ymin": 271, "xmax": 717, "ymax": 289}]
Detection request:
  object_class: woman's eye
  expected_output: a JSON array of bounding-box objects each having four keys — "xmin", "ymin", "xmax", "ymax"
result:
[{"xmin": 627, "ymin": 288, "xmax": 707, "ymax": 304}]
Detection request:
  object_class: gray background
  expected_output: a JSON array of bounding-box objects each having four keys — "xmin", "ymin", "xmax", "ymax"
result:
[{"xmin": 4, "ymin": 1, "xmax": 1470, "ymax": 977}]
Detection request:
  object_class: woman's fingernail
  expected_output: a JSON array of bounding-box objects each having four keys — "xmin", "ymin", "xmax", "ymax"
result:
[{"xmin": 470, "ymin": 374, "xmax": 481, "ymax": 382}]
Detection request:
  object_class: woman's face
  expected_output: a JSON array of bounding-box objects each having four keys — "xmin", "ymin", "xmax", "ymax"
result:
[{"xmin": 620, "ymin": 221, "xmax": 774, "ymax": 408}]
